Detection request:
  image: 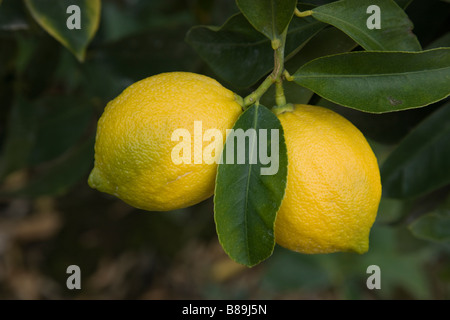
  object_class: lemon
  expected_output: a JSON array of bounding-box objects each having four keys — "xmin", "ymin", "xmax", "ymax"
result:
[
  {"xmin": 275, "ymin": 104, "xmax": 381, "ymax": 254},
  {"xmin": 88, "ymin": 72, "xmax": 242, "ymax": 211}
]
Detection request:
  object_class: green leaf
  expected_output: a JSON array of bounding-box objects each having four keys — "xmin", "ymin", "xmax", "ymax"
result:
[
  {"xmin": 293, "ymin": 48, "xmax": 450, "ymax": 113},
  {"xmin": 236, "ymin": 0, "xmax": 297, "ymax": 41},
  {"xmin": 186, "ymin": 14, "xmax": 271, "ymax": 88},
  {"xmin": 426, "ymin": 31, "xmax": 450, "ymax": 49},
  {"xmin": 285, "ymin": 16, "xmax": 326, "ymax": 61},
  {"xmin": 24, "ymin": 0, "xmax": 101, "ymax": 62},
  {"xmin": 317, "ymin": 96, "xmax": 442, "ymax": 145},
  {"xmin": 381, "ymin": 102, "xmax": 450, "ymax": 199},
  {"xmin": 214, "ymin": 104, "xmax": 287, "ymax": 267},
  {"xmin": 285, "ymin": 26, "xmax": 357, "ymax": 73},
  {"xmin": 186, "ymin": 13, "xmax": 325, "ymax": 88},
  {"xmin": 409, "ymin": 209, "xmax": 450, "ymax": 243},
  {"xmin": 311, "ymin": 0, "xmax": 421, "ymax": 51}
]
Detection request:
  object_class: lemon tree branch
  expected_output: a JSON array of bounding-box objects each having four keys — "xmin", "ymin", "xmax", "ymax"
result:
[
  {"xmin": 273, "ymin": 31, "xmax": 287, "ymax": 107},
  {"xmin": 242, "ymin": 30, "xmax": 288, "ymax": 109},
  {"xmin": 242, "ymin": 75, "xmax": 275, "ymax": 107}
]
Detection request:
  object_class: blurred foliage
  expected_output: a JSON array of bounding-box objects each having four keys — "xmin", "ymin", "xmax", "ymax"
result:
[{"xmin": 0, "ymin": 0, "xmax": 449, "ymax": 300}]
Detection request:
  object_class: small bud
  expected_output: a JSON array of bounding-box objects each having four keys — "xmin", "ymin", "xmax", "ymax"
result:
[{"xmin": 271, "ymin": 39, "xmax": 281, "ymax": 50}]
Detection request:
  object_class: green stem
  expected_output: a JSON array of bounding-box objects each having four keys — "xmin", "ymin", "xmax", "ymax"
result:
[
  {"xmin": 275, "ymin": 81, "xmax": 286, "ymax": 106},
  {"xmin": 283, "ymin": 70, "xmax": 294, "ymax": 82},
  {"xmin": 273, "ymin": 30, "xmax": 287, "ymax": 107},
  {"xmin": 241, "ymin": 31, "xmax": 288, "ymax": 109},
  {"xmin": 294, "ymin": 8, "xmax": 313, "ymax": 18},
  {"xmin": 242, "ymin": 75, "xmax": 274, "ymax": 107}
]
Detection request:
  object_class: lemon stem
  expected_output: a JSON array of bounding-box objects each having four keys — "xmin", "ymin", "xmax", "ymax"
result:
[
  {"xmin": 273, "ymin": 31, "xmax": 286, "ymax": 106},
  {"xmin": 275, "ymin": 81, "xmax": 286, "ymax": 106},
  {"xmin": 273, "ymin": 34, "xmax": 287, "ymax": 107},
  {"xmin": 242, "ymin": 31, "xmax": 287, "ymax": 109}
]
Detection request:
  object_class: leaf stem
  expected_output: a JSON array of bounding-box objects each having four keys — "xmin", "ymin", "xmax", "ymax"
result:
[
  {"xmin": 241, "ymin": 30, "xmax": 288, "ymax": 109},
  {"xmin": 283, "ymin": 70, "xmax": 294, "ymax": 82}
]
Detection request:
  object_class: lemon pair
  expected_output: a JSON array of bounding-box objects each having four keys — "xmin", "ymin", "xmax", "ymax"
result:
[{"xmin": 88, "ymin": 72, "xmax": 381, "ymax": 254}]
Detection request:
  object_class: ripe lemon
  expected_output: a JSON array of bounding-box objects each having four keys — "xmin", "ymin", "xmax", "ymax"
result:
[
  {"xmin": 88, "ymin": 72, "xmax": 242, "ymax": 211},
  {"xmin": 275, "ymin": 104, "xmax": 381, "ymax": 254}
]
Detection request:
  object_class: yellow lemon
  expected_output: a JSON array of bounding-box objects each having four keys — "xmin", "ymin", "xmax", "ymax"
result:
[
  {"xmin": 275, "ymin": 104, "xmax": 381, "ymax": 254},
  {"xmin": 88, "ymin": 72, "xmax": 242, "ymax": 211}
]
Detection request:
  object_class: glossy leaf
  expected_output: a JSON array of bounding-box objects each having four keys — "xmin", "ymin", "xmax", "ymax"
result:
[
  {"xmin": 293, "ymin": 48, "xmax": 450, "ymax": 113},
  {"xmin": 214, "ymin": 104, "xmax": 287, "ymax": 267},
  {"xmin": 311, "ymin": 0, "xmax": 421, "ymax": 51},
  {"xmin": 284, "ymin": 16, "xmax": 326, "ymax": 60},
  {"xmin": 24, "ymin": 0, "xmax": 101, "ymax": 62},
  {"xmin": 317, "ymin": 97, "xmax": 442, "ymax": 145},
  {"xmin": 186, "ymin": 13, "xmax": 325, "ymax": 88},
  {"xmin": 236, "ymin": 0, "xmax": 297, "ymax": 41},
  {"xmin": 381, "ymin": 102, "xmax": 450, "ymax": 199},
  {"xmin": 427, "ymin": 31, "xmax": 450, "ymax": 49}
]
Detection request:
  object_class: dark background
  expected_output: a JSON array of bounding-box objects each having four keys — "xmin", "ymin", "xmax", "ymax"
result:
[{"xmin": 0, "ymin": 0, "xmax": 449, "ymax": 299}]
